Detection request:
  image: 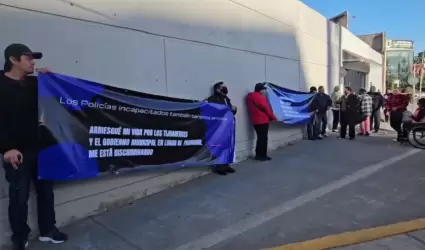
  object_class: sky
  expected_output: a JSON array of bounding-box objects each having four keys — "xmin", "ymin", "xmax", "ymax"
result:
[{"xmin": 301, "ymin": 0, "xmax": 425, "ymax": 54}]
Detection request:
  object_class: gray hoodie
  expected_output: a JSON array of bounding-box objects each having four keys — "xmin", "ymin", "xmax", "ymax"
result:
[{"xmin": 330, "ymin": 86, "xmax": 341, "ymax": 110}]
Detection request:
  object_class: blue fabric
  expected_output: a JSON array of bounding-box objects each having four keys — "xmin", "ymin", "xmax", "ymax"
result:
[
  {"xmin": 37, "ymin": 73, "xmax": 236, "ymax": 180},
  {"xmin": 266, "ymin": 82, "xmax": 315, "ymax": 125}
]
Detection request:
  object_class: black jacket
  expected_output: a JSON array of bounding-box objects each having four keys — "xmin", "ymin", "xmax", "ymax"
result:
[
  {"xmin": 0, "ymin": 71, "xmax": 38, "ymax": 154},
  {"xmin": 310, "ymin": 93, "xmax": 331, "ymax": 114},
  {"xmin": 368, "ymin": 92, "xmax": 384, "ymax": 112},
  {"xmin": 340, "ymin": 94, "xmax": 360, "ymax": 112},
  {"xmin": 205, "ymin": 94, "xmax": 237, "ymax": 115}
]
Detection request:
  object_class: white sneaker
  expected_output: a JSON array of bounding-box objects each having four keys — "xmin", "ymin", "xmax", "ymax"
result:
[
  {"xmin": 392, "ymin": 138, "xmax": 398, "ymax": 142},
  {"xmin": 322, "ymin": 133, "xmax": 328, "ymax": 137}
]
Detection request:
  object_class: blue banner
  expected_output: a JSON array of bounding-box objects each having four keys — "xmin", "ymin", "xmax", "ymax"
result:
[
  {"xmin": 266, "ymin": 82, "xmax": 314, "ymax": 124},
  {"xmin": 38, "ymin": 73, "xmax": 236, "ymax": 180}
]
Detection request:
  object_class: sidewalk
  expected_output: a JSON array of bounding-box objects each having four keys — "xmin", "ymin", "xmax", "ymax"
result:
[
  {"xmin": 26, "ymin": 131, "xmax": 425, "ymax": 250},
  {"xmin": 335, "ymin": 229, "xmax": 425, "ymax": 249}
]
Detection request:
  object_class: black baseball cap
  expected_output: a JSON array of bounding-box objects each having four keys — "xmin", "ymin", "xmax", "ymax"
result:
[
  {"xmin": 254, "ymin": 82, "xmax": 267, "ymax": 92},
  {"xmin": 4, "ymin": 43, "xmax": 43, "ymax": 61}
]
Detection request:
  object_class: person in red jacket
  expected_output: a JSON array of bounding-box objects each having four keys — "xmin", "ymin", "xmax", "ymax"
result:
[
  {"xmin": 385, "ymin": 88, "xmax": 410, "ymax": 141},
  {"xmin": 246, "ymin": 83, "xmax": 277, "ymax": 161}
]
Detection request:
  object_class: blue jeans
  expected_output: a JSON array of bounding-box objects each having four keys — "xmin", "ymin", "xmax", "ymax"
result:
[
  {"xmin": 316, "ymin": 113, "xmax": 328, "ymax": 135},
  {"xmin": 307, "ymin": 114, "xmax": 318, "ymax": 139}
]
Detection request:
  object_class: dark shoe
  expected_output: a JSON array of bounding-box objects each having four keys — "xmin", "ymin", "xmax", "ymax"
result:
[
  {"xmin": 12, "ymin": 241, "xmax": 28, "ymax": 250},
  {"xmin": 266, "ymin": 156, "xmax": 272, "ymax": 161},
  {"xmin": 225, "ymin": 166, "xmax": 236, "ymax": 173},
  {"xmin": 357, "ymin": 133, "xmax": 364, "ymax": 136},
  {"xmin": 332, "ymin": 129, "xmax": 337, "ymax": 132},
  {"xmin": 39, "ymin": 228, "xmax": 68, "ymax": 244},
  {"xmin": 372, "ymin": 130, "xmax": 379, "ymax": 133},
  {"xmin": 213, "ymin": 169, "xmax": 227, "ymax": 175},
  {"xmin": 365, "ymin": 132, "xmax": 370, "ymax": 136},
  {"xmin": 254, "ymin": 156, "xmax": 267, "ymax": 161},
  {"xmin": 308, "ymin": 137, "xmax": 316, "ymax": 141},
  {"xmin": 212, "ymin": 165, "xmax": 227, "ymax": 175},
  {"xmin": 349, "ymin": 137, "xmax": 355, "ymax": 140}
]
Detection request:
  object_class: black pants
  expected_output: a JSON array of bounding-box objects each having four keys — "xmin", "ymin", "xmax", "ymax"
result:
[
  {"xmin": 370, "ymin": 110, "xmax": 381, "ymax": 132},
  {"xmin": 384, "ymin": 109, "xmax": 389, "ymax": 122},
  {"xmin": 306, "ymin": 114, "xmax": 317, "ymax": 139},
  {"xmin": 390, "ymin": 110, "xmax": 403, "ymax": 138},
  {"xmin": 254, "ymin": 123, "xmax": 269, "ymax": 158},
  {"xmin": 340, "ymin": 111, "xmax": 355, "ymax": 139},
  {"xmin": 332, "ymin": 110, "xmax": 340, "ymax": 130},
  {"xmin": 316, "ymin": 113, "xmax": 327, "ymax": 135},
  {"xmin": 3, "ymin": 152, "xmax": 56, "ymax": 243},
  {"xmin": 402, "ymin": 121, "xmax": 414, "ymax": 138}
]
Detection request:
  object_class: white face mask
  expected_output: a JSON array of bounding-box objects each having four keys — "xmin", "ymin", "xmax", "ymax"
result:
[{"xmin": 260, "ymin": 89, "xmax": 267, "ymax": 95}]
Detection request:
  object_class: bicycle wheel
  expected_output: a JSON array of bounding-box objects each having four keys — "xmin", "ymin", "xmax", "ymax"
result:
[{"xmin": 409, "ymin": 125, "xmax": 425, "ymax": 149}]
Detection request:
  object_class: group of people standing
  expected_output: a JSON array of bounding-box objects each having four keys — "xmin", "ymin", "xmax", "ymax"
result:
[
  {"xmin": 306, "ymin": 84, "xmax": 425, "ymax": 143},
  {"xmin": 204, "ymin": 82, "xmax": 425, "ymax": 177},
  {"xmin": 307, "ymin": 85, "xmax": 385, "ymax": 140}
]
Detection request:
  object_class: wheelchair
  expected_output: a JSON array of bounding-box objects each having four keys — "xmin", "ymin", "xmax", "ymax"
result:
[{"xmin": 407, "ymin": 124, "xmax": 425, "ymax": 149}]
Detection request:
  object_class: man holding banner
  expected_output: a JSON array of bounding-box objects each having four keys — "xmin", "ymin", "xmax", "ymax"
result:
[
  {"xmin": 307, "ymin": 86, "xmax": 320, "ymax": 140},
  {"xmin": 247, "ymin": 83, "xmax": 277, "ymax": 161},
  {"xmin": 315, "ymin": 86, "xmax": 332, "ymax": 138},
  {"xmin": 0, "ymin": 44, "xmax": 68, "ymax": 250}
]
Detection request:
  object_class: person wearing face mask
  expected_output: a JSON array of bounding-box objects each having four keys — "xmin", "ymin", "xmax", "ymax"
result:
[
  {"xmin": 246, "ymin": 83, "xmax": 277, "ymax": 161},
  {"xmin": 0, "ymin": 44, "xmax": 68, "ymax": 250},
  {"xmin": 205, "ymin": 81, "xmax": 237, "ymax": 175}
]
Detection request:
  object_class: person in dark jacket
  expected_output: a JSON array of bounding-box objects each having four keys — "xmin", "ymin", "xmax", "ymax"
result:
[
  {"xmin": 337, "ymin": 86, "xmax": 359, "ymax": 140},
  {"xmin": 368, "ymin": 86, "xmax": 384, "ymax": 133},
  {"xmin": 0, "ymin": 44, "xmax": 68, "ymax": 250},
  {"xmin": 246, "ymin": 83, "xmax": 277, "ymax": 161},
  {"xmin": 306, "ymin": 86, "xmax": 320, "ymax": 140},
  {"xmin": 315, "ymin": 86, "xmax": 332, "ymax": 138},
  {"xmin": 205, "ymin": 81, "xmax": 237, "ymax": 175}
]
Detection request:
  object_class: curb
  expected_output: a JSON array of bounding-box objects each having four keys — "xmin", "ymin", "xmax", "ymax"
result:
[{"xmin": 267, "ymin": 218, "xmax": 425, "ymax": 250}]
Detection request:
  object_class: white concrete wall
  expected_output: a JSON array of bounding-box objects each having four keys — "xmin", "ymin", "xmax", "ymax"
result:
[
  {"xmin": 342, "ymin": 27, "xmax": 383, "ymax": 65},
  {"xmin": 0, "ymin": 0, "xmax": 347, "ymax": 245},
  {"xmin": 368, "ymin": 64, "xmax": 384, "ymax": 92}
]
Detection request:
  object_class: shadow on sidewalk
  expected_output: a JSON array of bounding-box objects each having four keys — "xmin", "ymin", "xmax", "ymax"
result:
[{"xmin": 28, "ymin": 134, "xmax": 421, "ymax": 250}]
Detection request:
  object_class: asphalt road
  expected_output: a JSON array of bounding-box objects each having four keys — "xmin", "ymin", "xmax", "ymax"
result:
[{"xmin": 28, "ymin": 131, "xmax": 425, "ymax": 250}]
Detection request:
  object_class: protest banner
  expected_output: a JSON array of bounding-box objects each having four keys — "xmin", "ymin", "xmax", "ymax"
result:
[
  {"xmin": 37, "ymin": 73, "xmax": 236, "ymax": 180},
  {"xmin": 265, "ymin": 82, "xmax": 315, "ymax": 124}
]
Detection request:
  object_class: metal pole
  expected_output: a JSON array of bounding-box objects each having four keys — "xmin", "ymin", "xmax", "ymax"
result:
[{"xmin": 419, "ymin": 52, "xmax": 424, "ymax": 98}]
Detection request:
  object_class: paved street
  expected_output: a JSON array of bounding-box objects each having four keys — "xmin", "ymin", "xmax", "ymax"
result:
[{"xmin": 28, "ymin": 131, "xmax": 425, "ymax": 250}]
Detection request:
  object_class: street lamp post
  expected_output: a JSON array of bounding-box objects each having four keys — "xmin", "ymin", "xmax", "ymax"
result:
[{"xmin": 419, "ymin": 52, "xmax": 425, "ymax": 97}]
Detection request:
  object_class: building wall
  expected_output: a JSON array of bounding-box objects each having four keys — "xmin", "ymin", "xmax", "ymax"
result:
[
  {"xmin": 341, "ymin": 27, "xmax": 382, "ymax": 65},
  {"xmin": 0, "ymin": 0, "xmax": 347, "ymax": 245},
  {"xmin": 369, "ymin": 64, "xmax": 384, "ymax": 92}
]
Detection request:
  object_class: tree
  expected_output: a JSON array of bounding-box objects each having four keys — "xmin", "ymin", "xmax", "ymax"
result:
[
  {"xmin": 386, "ymin": 74, "xmax": 397, "ymax": 90},
  {"xmin": 414, "ymin": 52, "xmax": 425, "ymax": 91}
]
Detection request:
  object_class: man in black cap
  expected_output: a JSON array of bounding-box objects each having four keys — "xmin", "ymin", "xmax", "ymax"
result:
[
  {"xmin": 205, "ymin": 81, "xmax": 237, "ymax": 175},
  {"xmin": 0, "ymin": 44, "xmax": 68, "ymax": 250}
]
